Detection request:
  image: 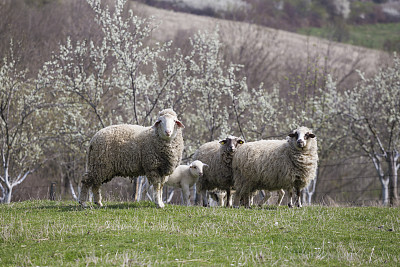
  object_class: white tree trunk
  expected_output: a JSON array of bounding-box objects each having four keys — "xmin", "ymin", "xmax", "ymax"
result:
[
  {"xmin": 387, "ymin": 151, "xmax": 399, "ymax": 206},
  {"xmin": 302, "ymin": 169, "xmax": 318, "ymax": 205},
  {"xmin": 380, "ymin": 177, "xmax": 390, "ymax": 205},
  {"xmin": 371, "ymin": 154, "xmax": 390, "ymax": 205},
  {"xmin": 68, "ymin": 178, "xmax": 79, "ymax": 201},
  {"xmin": 0, "ymin": 181, "xmax": 13, "ymax": 204}
]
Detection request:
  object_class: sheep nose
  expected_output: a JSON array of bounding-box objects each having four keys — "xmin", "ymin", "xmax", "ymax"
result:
[
  {"xmin": 297, "ymin": 139, "xmax": 304, "ymax": 145},
  {"xmin": 199, "ymin": 172, "xmax": 203, "ymax": 176},
  {"xmin": 165, "ymin": 130, "xmax": 172, "ymax": 136}
]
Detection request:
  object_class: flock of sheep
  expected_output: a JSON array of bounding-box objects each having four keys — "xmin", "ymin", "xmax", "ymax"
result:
[{"xmin": 79, "ymin": 108, "xmax": 318, "ymax": 208}]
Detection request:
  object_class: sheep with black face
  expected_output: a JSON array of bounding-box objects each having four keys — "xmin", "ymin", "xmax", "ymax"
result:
[
  {"xmin": 193, "ymin": 136, "xmax": 245, "ymax": 207},
  {"xmin": 233, "ymin": 126, "xmax": 318, "ymax": 208}
]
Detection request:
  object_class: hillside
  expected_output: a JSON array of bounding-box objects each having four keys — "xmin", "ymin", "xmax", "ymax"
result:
[
  {"xmin": 133, "ymin": 1, "xmax": 389, "ymax": 88},
  {"xmin": 0, "ymin": 0, "xmax": 389, "ymax": 87}
]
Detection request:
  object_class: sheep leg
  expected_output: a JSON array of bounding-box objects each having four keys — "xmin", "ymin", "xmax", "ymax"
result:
[
  {"xmin": 154, "ymin": 182, "xmax": 165, "ymax": 208},
  {"xmin": 249, "ymin": 193, "xmax": 254, "ymax": 207},
  {"xmin": 227, "ymin": 190, "xmax": 234, "ymax": 207},
  {"xmin": 296, "ymin": 187, "xmax": 302, "ymax": 208},
  {"xmin": 92, "ymin": 184, "xmax": 103, "ymax": 207},
  {"xmin": 225, "ymin": 190, "xmax": 231, "ymax": 207},
  {"xmin": 242, "ymin": 193, "xmax": 251, "ymax": 208},
  {"xmin": 201, "ymin": 190, "xmax": 208, "ymax": 207},
  {"xmin": 181, "ymin": 183, "xmax": 191, "ymax": 206},
  {"xmin": 259, "ymin": 190, "xmax": 271, "ymax": 206},
  {"xmin": 277, "ymin": 189, "xmax": 285, "ymax": 206},
  {"xmin": 232, "ymin": 190, "xmax": 242, "ymax": 208},
  {"xmin": 288, "ymin": 189, "xmax": 294, "ymax": 208},
  {"xmin": 79, "ymin": 181, "xmax": 90, "ymax": 208}
]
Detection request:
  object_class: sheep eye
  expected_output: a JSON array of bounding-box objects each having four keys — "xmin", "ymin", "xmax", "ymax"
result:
[{"xmin": 238, "ymin": 140, "xmax": 244, "ymax": 144}]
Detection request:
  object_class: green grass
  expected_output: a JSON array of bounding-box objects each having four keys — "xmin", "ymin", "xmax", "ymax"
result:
[
  {"xmin": 298, "ymin": 22, "xmax": 400, "ymax": 51},
  {"xmin": 1, "ymin": 200, "xmax": 399, "ymax": 266}
]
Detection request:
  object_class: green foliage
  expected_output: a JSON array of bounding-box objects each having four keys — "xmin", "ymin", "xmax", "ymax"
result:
[
  {"xmin": 0, "ymin": 201, "xmax": 399, "ymax": 265},
  {"xmin": 298, "ymin": 22, "xmax": 400, "ymax": 51}
]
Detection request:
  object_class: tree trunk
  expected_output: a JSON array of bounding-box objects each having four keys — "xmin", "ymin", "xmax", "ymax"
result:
[
  {"xmin": 68, "ymin": 177, "xmax": 78, "ymax": 201},
  {"xmin": 371, "ymin": 154, "xmax": 390, "ymax": 205},
  {"xmin": 387, "ymin": 151, "xmax": 399, "ymax": 206},
  {"xmin": 302, "ymin": 169, "xmax": 318, "ymax": 205},
  {"xmin": 380, "ymin": 177, "xmax": 390, "ymax": 205},
  {"xmin": 3, "ymin": 186, "xmax": 12, "ymax": 204}
]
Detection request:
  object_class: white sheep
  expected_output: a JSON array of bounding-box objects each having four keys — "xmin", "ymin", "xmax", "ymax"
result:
[
  {"xmin": 193, "ymin": 135, "xmax": 245, "ymax": 207},
  {"xmin": 165, "ymin": 160, "xmax": 208, "ymax": 206},
  {"xmin": 79, "ymin": 109, "xmax": 185, "ymax": 208},
  {"xmin": 233, "ymin": 126, "xmax": 318, "ymax": 208}
]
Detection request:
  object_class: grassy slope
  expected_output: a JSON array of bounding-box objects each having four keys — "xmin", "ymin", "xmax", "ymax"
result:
[
  {"xmin": 298, "ymin": 22, "xmax": 400, "ymax": 51},
  {"xmin": 1, "ymin": 201, "xmax": 399, "ymax": 266}
]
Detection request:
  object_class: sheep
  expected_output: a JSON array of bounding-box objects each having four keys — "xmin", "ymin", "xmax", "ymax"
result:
[
  {"xmin": 79, "ymin": 108, "xmax": 185, "ymax": 208},
  {"xmin": 233, "ymin": 126, "xmax": 318, "ymax": 208},
  {"xmin": 165, "ymin": 160, "xmax": 208, "ymax": 206},
  {"xmin": 193, "ymin": 135, "xmax": 245, "ymax": 207}
]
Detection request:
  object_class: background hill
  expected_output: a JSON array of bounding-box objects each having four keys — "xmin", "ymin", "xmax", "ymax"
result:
[{"xmin": 137, "ymin": 0, "xmax": 400, "ymax": 51}]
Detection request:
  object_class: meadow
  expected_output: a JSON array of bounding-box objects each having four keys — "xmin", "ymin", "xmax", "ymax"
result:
[{"xmin": 0, "ymin": 200, "xmax": 399, "ymax": 266}]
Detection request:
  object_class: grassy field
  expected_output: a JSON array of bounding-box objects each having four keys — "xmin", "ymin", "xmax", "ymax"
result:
[
  {"xmin": 1, "ymin": 201, "xmax": 399, "ymax": 266},
  {"xmin": 298, "ymin": 22, "xmax": 400, "ymax": 51}
]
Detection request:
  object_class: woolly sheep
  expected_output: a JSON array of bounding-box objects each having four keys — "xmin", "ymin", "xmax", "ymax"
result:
[
  {"xmin": 233, "ymin": 126, "xmax": 318, "ymax": 208},
  {"xmin": 79, "ymin": 108, "xmax": 185, "ymax": 208},
  {"xmin": 165, "ymin": 160, "xmax": 208, "ymax": 206},
  {"xmin": 193, "ymin": 135, "xmax": 245, "ymax": 207}
]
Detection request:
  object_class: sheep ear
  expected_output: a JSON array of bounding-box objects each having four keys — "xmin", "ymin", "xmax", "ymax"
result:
[
  {"xmin": 288, "ymin": 133, "xmax": 296, "ymax": 138},
  {"xmin": 175, "ymin": 120, "xmax": 185, "ymax": 128},
  {"xmin": 308, "ymin": 133, "xmax": 315, "ymax": 138},
  {"xmin": 153, "ymin": 119, "xmax": 161, "ymax": 128},
  {"xmin": 203, "ymin": 164, "xmax": 209, "ymax": 168}
]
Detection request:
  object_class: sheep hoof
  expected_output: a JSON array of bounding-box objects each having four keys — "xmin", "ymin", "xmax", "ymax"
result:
[
  {"xmin": 156, "ymin": 202, "xmax": 165, "ymax": 208},
  {"xmin": 95, "ymin": 202, "xmax": 103, "ymax": 208},
  {"xmin": 79, "ymin": 201, "xmax": 88, "ymax": 208},
  {"xmin": 288, "ymin": 203, "xmax": 293, "ymax": 208}
]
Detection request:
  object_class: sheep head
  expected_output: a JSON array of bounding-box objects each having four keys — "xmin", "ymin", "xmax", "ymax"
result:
[
  {"xmin": 153, "ymin": 108, "xmax": 185, "ymax": 141},
  {"xmin": 219, "ymin": 135, "xmax": 245, "ymax": 153},
  {"xmin": 288, "ymin": 126, "xmax": 316, "ymax": 150},
  {"xmin": 189, "ymin": 160, "xmax": 208, "ymax": 177}
]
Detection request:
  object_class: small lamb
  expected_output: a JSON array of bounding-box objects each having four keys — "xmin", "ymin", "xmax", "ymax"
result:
[
  {"xmin": 165, "ymin": 160, "xmax": 208, "ymax": 206},
  {"xmin": 233, "ymin": 126, "xmax": 318, "ymax": 208}
]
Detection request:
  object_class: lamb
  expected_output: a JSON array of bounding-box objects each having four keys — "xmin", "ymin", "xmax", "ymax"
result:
[
  {"xmin": 165, "ymin": 160, "xmax": 208, "ymax": 206},
  {"xmin": 193, "ymin": 135, "xmax": 245, "ymax": 207},
  {"xmin": 233, "ymin": 126, "xmax": 318, "ymax": 208},
  {"xmin": 79, "ymin": 108, "xmax": 185, "ymax": 208}
]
